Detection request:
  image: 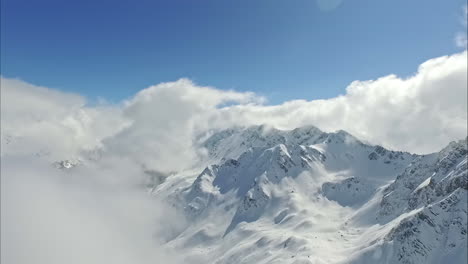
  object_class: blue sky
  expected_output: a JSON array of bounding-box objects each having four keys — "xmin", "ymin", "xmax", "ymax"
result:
[{"xmin": 1, "ymin": 0, "xmax": 466, "ymax": 104}]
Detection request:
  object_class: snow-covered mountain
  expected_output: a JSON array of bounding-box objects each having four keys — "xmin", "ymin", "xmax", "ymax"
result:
[{"xmin": 151, "ymin": 125, "xmax": 467, "ymax": 264}]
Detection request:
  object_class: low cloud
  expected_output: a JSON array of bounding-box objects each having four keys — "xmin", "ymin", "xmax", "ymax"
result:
[{"xmin": 1, "ymin": 155, "xmax": 185, "ymax": 264}]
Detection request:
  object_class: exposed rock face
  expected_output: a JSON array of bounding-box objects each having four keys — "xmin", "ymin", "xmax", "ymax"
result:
[
  {"xmin": 379, "ymin": 139, "xmax": 467, "ymax": 223},
  {"xmin": 53, "ymin": 159, "xmax": 81, "ymax": 169}
]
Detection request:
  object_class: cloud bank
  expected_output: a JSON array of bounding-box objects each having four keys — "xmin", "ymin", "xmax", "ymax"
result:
[
  {"xmin": 1, "ymin": 50, "xmax": 467, "ymax": 264},
  {"xmin": 3, "ymin": 51, "xmax": 466, "ymax": 163}
]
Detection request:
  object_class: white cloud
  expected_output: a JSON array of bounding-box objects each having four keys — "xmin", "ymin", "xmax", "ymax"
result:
[
  {"xmin": 101, "ymin": 78, "xmax": 264, "ymax": 172},
  {"xmin": 0, "ymin": 77, "xmax": 128, "ymax": 160},
  {"xmin": 198, "ymin": 51, "xmax": 467, "ymax": 154}
]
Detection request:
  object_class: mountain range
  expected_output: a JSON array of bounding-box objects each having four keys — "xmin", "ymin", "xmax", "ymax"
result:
[{"xmin": 149, "ymin": 125, "xmax": 467, "ymax": 264}]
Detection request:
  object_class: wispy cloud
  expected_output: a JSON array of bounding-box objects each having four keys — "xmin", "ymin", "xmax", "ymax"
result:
[
  {"xmin": 315, "ymin": 0, "xmax": 344, "ymax": 12},
  {"xmin": 455, "ymin": 5, "xmax": 467, "ymax": 49}
]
